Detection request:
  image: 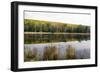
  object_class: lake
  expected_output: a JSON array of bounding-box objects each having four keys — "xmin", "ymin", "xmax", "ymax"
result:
[{"xmin": 24, "ymin": 34, "xmax": 90, "ymax": 61}]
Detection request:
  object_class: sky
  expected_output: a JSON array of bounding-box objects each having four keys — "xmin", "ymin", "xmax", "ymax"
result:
[{"xmin": 24, "ymin": 11, "xmax": 91, "ymax": 26}]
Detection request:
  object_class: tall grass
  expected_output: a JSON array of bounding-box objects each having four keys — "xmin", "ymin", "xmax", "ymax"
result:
[
  {"xmin": 24, "ymin": 45, "xmax": 89, "ymax": 61},
  {"xmin": 24, "ymin": 47, "xmax": 39, "ymax": 61},
  {"xmin": 65, "ymin": 45, "xmax": 76, "ymax": 59},
  {"xmin": 43, "ymin": 46, "xmax": 58, "ymax": 60}
]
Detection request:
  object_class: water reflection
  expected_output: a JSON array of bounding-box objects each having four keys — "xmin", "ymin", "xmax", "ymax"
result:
[{"xmin": 24, "ymin": 34, "xmax": 90, "ymax": 44}]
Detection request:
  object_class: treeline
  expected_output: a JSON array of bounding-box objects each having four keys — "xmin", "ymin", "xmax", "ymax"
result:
[{"xmin": 24, "ymin": 19, "xmax": 90, "ymax": 33}]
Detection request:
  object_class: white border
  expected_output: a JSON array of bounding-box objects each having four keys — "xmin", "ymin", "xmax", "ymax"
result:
[
  {"xmin": 24, "ymin": 10, "xmax": 91, "ymax": 26},
  {"xmin": 18, "ymin": 5, "xmax": 95, "ymax": 68}
]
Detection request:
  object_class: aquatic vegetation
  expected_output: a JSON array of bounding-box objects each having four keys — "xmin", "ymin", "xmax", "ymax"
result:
[
  {"xmin": 43, "ymin": 46, "xmax": 58, "ymax": 60},
  {"xmin": 66, "ymin": 45, "xmax": 76, "ymax": 59},
  {"xmin": 24, "ymin": 44, "xmax": 90, "ymax": 61},
  {"xmin": 24, "ymin": 47, "xmax": 39, "ymax": 61}
]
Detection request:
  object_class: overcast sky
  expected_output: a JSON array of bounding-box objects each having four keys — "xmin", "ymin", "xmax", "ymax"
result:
[{"xmin": 24, "ymin": 11, "xmax": 91, "ymax": 26}]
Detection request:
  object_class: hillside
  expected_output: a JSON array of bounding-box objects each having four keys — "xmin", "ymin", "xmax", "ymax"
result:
[{"xmin": 24, "ymin": 19, "xmax": 90, "ymax": 33}]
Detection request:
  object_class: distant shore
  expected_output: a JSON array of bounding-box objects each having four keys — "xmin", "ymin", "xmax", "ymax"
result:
[{"xmin": 24, "ymin": 32, "xmax": 90, "ymax": 35}]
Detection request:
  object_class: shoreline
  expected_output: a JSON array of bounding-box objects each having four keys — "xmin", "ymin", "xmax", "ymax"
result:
[{"xmin": 24, "ymin": 32, "xmax": 90, "ymax": 35}]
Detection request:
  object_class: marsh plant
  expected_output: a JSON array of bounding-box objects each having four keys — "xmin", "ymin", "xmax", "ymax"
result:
[
  {"xmin": 24, "ymin": 45, "xmax": 83, "ymax": 61},
  {"xmin": 65, "ymin": 45, "xmax": 76, "ymax": 59},
  {"xmin": 24, "ymin": 47, "xmax": 39, "ymax": 61},
  {"xmin": 43, "ymin": 46, "xmax": 59, "ymax": 60}
]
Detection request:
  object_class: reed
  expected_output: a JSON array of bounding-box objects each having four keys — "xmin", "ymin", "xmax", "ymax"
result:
[
  {"xmin": 24, "ymin": 47, "xmax": 39, "ymax": 61},
  {"xmin": 43, "ymin": 46, "xmax": 58, "ymax": 60},
  {"xmin": 66, "ymin": 45, "xmax": 76, "ymax": 59}
]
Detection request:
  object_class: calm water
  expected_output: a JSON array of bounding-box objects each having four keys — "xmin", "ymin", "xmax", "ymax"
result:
[
  {"xmin": 24, "ymin": 34, "xmax": 90, "ymax": 44},
  {"xmin": 24, "ymin": 34, "xmax": 90, "ymax": 61}
]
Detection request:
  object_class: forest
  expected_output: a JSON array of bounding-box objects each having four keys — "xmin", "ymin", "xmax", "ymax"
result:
[{"xmin": 24, "ymin": 19, "xmax": 90, "ymax": 33}]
